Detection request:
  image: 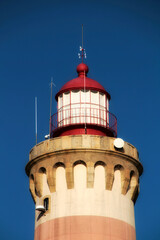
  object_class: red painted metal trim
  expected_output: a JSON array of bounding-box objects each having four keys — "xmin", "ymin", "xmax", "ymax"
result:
[
  {"xmin": 59, "ymin": 128, "xmax": 107, "ymax": 137},
  {"xmin": 50, "ymin": 123, "xmax": 116, "ymax": 138}
]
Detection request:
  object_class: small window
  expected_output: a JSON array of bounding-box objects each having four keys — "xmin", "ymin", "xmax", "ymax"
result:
[{"xmin": 44, "ymin": 198, "xmax": 49, "ymax": 211}]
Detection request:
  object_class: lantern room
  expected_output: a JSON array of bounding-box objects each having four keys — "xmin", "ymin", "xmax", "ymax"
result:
[{"xmin": 50, "ymin": 63, "xmax": 117, "ymax": 138}]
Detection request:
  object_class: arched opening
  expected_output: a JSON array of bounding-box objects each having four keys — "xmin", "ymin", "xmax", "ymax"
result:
[
  {"xmin": 112, "ymin": 165, "xmax": 124, "ymax": 194},
  {"xmin": 128, "ymin": 171, "xmax": 137, "ymax": 191},
  {"xmin": 35, "ymin": 188, "xmax": 38, "ymax": 197},
  {"xmin": 55, "ymin": 162, "xmax": 67, "ymax": 192},
  {"xmin": 38, "ymin": 167, "xmax": 50, "ymax": 196},
  {"xmin": 126, "ymin": 170, "xmax": 139, "ymax": 202},
  {"xmin": 44, "ymin": 197, "xmax": 49, "ymax": 211},
  {"xmin": 29, "ymin": 174, "xmax": 36, "ymax": 202},
  {"xmin": 74, "ymin": 160, "xmax": 86, "ymax": 191},
  {"xmin": 94, "ymin": 161, "xmax": 106, "ymax": 192}
]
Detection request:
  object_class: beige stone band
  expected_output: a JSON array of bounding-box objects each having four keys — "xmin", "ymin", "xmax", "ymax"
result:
[{"xmin": 26, "ymin": 135, "xmax": 142, "ymax": 204}]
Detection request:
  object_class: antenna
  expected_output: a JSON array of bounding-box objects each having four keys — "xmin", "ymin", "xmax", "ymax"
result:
[
  {"xmin": 82, "ymin": 24, "xmax": 83, "ymax": 51},
  {"xmin": 35, "ymin": 97, "xmax": 37, "ymax": 144},
  {"xmin": 49, "ymin": 77, "xmax": 53, "ymax": 138},
  {"xmin": 49, "ymin": 77, "xmax": 56, "ymax": 138},
  {"xmin": 78, "ymin": 24, "xmax": 87, "ymax": 62}
]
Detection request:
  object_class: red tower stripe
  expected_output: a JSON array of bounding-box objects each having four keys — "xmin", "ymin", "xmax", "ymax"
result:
[{"xmin": 34, "ymin": 216, "xmax": 136, "ymax": 240}]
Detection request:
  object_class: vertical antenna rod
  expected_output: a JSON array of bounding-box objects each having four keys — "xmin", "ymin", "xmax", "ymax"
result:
[
  {"xmin": 82, "ymin": 24, "xmax": 84, "ymax": 62},
  {"xmin": 35, "ymin": 97, "xmax": 37, "ymax": 144},
  {"xmin": 82, "ymin": 24, "xmax": 83, "ymax": 50},
  {"xmin": 49, "ymin": 77, "xmax": 53, "ymax": 137}
]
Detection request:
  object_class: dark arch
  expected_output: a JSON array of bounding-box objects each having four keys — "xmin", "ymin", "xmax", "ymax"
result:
[
  {"xmin": 94, "ymin": 161, "xmax": 106, "ymax": 168},
  {"xmin": 53, "ymin": 162, "xmax": 65, "ymax": 169},
  {"xmin": 114, "ymin": 164, "xmax": 124, "ymax": 171},
  {"xmin": 73, "ymin": 160, "xmax": 86, "ymax": 167},
  {"xmin": 38, "ymin": 167, "xmax": 46, "ymax": 174},
  {"xmin": 30, "ymin": 174, "xmax": 34, "ymax": 180},
  {"xmin": 130, "ymin": 170, "xmax": 136, "ymax": 178}
]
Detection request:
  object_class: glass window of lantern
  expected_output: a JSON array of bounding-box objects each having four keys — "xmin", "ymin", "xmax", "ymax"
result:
[
  {"xmin": 58, "ymin": 95, "xmax": 63, "ymax": 126},
  {"xmin": 58, "ymin": 94, "xmax": 63, "ymax": 109},
  {"xmin": 106, "ymin": 98, "xmax": 109, "ymax": 127},
  {"xmin": 90, "ymin": 91, "xmax": 99, "ymax": 124},
  {"xmin": 81, "ymin": 90, "xmax": 90, "ymax": 104},
  {"xmin": 99, "ymin": 93, "xmax": 106, "ymax": 126},
  {"xmin": 91, "ymin": 90, "xmax": 99, "ymax": 105},
  {"xmin": 81, "ymin": 90, "xmax": 90, "ymax": 123},
  {"xmin": 99, "ymin": 93, "xmax": 105, "ymax": 108},
  {"xmin": 63, "ymin": 91, "xmax": 70, "ymax": 106},
  {"xmin": 71, "ymin": 90, "xmax": 80, "ymax": 104},
  {"xmin": 106, "ymin": 98, "xmax": 109, "ymax": 111},
  {"xmin": 71, "ymin": 90, "xmax": 80, "ymax": 124},
  {"xmin": 63, "ymin": 92, "xmax": 70, "ymax": 125}
]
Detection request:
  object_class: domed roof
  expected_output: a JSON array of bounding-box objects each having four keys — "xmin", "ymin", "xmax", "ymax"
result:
[{"xmin": 55, "ymin": 63, "xmax": 111, "ymax": 100}]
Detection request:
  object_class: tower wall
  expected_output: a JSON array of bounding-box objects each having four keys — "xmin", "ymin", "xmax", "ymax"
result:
[{"xmin": 26, "ymin": 135, "xmax": 142, "ymax": 240}]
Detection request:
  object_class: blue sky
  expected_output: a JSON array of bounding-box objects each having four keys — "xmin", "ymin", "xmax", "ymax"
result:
[{"xmin": 0, "ymin": 0, "xmax": 160, "ymax": 239}]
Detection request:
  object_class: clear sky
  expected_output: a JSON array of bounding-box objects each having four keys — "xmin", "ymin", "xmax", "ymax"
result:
[{"xmin": 0, "ymin": 0, "xmax": 160, "ymax": 239}]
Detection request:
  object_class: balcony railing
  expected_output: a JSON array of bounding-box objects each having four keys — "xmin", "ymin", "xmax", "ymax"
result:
[{"xmin": 50, "ymin": 106, "xmax": 117, "ymax": 137}]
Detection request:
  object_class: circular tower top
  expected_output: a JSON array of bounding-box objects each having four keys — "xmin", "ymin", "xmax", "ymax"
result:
[{"xmin": 51, "ymin": 63, "xmax": 117, "ymax": 138}]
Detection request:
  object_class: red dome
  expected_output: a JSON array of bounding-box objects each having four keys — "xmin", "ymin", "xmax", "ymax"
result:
[{"xmin": 55, "ymin": 63, "xmax": 111, "ymax": 100}]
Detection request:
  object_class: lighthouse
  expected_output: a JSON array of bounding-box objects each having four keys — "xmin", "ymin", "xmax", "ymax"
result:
[{"xmin": 26, "ymin": 54, "xmax": 143, "ymax": 240}]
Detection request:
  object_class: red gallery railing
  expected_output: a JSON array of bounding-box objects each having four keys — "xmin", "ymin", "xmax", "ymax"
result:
[{"xmin": 50, "ymin": 106, "xmax": 117, "ymax": 137}]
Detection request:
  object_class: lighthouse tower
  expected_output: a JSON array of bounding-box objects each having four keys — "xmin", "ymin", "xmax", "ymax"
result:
[{"xmin": 26, "ymin": 58, "xmax": 143, "ymax": 240}]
